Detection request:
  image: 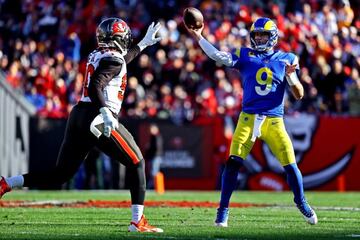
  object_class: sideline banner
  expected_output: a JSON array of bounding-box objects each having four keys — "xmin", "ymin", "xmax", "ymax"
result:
[
  {"xmin": 138, "ymin": 122, "xmax": 217, "ymax": 189},
  {"xmin": 155, "ymin": 124, "xmax": 203, "ymax": 178}
]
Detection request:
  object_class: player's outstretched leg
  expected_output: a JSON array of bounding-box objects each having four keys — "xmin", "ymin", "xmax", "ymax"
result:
[
  {"xmin": 0, "ymin": 177, "xmax": 12, "ymax": 199},
  {"xmin": 284, "ymin": 163, "xmax": 318, "ymax": 225},
  {"xmin": 215, "ymin": 156, "xmax": 244, "ymax": 227}
]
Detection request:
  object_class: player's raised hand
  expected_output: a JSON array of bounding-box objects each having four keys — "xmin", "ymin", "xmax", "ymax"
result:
[
  {"xmin": 184, "ymin": 23, "xmax": 204, "ymax": 41},
  {"xmin": 285, "ymin": 64, "xmax": 297, "ymax": 76},
  {"xmin": 137, "ymin": 22, "xmax": 162, "ymax": 50}
]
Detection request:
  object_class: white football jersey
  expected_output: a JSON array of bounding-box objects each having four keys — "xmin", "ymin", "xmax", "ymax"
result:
[{"xmin": 80, "ymin": 49, "xmax": 127, "ymax": 114}]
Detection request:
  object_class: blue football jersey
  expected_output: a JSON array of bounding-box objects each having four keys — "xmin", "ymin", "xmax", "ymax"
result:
[{"xmin": 231, "ymin": 47, "xmax": 298, "ymax": 117}]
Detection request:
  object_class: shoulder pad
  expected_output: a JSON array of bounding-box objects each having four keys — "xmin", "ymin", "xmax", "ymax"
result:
[
  {"xmin": 100, "ymin": 56, "xmax": 124, "ymax": 66},
  {"xmin": 286, "ymin": 52, "xmax": 298, "ymax": 65},
  {"xmin": 100, "ymin": 50, "xmax": 124, "ymax": 61},
  {"xmin": 239, "ymin": 47, "xmax": 257, "ymax": 58}
]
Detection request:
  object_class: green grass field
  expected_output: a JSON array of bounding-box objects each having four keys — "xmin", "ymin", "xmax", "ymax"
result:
[{"xmin": 1, "ymin": 190, "xmax": 359, "ymax": 240}]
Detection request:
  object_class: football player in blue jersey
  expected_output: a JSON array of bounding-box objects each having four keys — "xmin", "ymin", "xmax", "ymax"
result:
[{"xmin": 185, "ymin": 17, "xmax": 318, "ymax": 226}]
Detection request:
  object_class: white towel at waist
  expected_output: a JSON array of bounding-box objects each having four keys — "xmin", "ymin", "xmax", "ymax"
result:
[{"xmin": 251, "ymin": 114, "xmax": 266, "ymax": 142}]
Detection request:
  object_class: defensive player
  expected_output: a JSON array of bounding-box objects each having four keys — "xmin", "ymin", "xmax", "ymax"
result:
[
  {"xmin": 0, "ymin": 18, "xmax": 163, "ymax": 233},
  {"xmin": 185, "ymin": 17, "xmax": 318, "ymax": 226}
]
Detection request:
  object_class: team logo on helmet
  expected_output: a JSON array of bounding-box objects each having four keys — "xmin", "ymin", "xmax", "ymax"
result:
[{"xmin": 112, "ymin": 21, "xmax": 127, "ymax": 34}]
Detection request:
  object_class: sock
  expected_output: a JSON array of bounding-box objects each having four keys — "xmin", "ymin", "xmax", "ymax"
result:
[
  {"xmin": 131, "ymin": 204, "xmax": 144, "ymax": 223},
  {"xmin": 284, "ymin": 163, "xmax": 305, "ymax": 204},
  {"xmin": 219, "ymin": 156, "xmax": 243, "ymax": 209},
  {"xmin": 5, "ymin": 175, "xmax": 24, "ymax": 189}
]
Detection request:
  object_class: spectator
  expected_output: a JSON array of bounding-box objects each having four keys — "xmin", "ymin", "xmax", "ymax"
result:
[
  {"xmin": 25, "ymin": 86, "xmax": 46, "ymax": 111},
  {"xmin": 0, "ymin": 0, "xmax": 359, "ymax": 120},
  {"xmin": 145, "ymin": 124, "xmax": 164, "ymax": 189}
]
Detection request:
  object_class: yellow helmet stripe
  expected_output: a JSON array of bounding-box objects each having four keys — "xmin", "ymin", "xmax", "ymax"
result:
[
  {"xmin": 250, "ymin": 23, "xmax": 255, "ymax": 31},
  {"xmin": 264, "ymin": 20, "xmax": 274, "ymax": 31}
]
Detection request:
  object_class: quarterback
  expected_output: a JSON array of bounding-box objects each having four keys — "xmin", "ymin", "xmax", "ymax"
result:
[
  {"xmin": 0, "ymin": 18, "xmax": 163, "ymax": 233},
  {"xmin": 185, "ymin": 17, "xmax": 318, "ymax": 226}
]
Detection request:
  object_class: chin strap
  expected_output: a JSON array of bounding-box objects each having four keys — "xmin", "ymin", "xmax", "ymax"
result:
[{"xmin": 113, "ymin": 41, "xmax": 127, "ymax": 55}]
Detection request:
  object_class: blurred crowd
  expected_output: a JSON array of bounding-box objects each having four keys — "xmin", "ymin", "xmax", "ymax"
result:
[{"xmin": 0, "ymin": 0, "xmax": 359, "ymax": 122}]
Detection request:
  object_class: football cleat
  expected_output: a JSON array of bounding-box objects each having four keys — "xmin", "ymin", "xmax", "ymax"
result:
[
  {"xmin": 0, "ymin": 177, "xmax": 11, "ymax": 199},
  {"xmin": 128, "ymin": 215, "xmax": 163, "ymax": 232},
  {"xmin": 214, "ymin": 207, "xmax": 229, "ymax": 227},
  {"xmin": 296, "ymin": 201, "xmax": 318, "ymax": 225}
]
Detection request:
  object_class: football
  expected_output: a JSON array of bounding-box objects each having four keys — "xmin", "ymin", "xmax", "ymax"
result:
[{"xmin": 183, "ymin": 7, "xmax": 203, "ymax": 29}]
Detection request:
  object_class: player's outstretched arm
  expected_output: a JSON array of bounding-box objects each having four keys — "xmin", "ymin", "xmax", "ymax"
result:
[{"xmin": 185, "ymin": 25, "xmax": 233, "ymax": 67}]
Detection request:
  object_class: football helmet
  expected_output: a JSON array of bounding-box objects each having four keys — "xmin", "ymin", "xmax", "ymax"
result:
[
  {"xmin": 250, "ymin": 17, "xmax": 278, "ymax": 52},
  {"xmin": 96, "ymin": 18, "xmax": 132, "ymax": 54}
]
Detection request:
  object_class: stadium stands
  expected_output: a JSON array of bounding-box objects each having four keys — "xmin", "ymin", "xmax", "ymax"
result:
[{"xmin": 0, "ymin": 0, "xmax": 359, "ymax": 121}]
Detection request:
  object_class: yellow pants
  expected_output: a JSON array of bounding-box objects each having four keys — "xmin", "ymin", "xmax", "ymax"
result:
[{"xmin": 229, "ymin": 112, "xmax": 296, "ymax": 166}]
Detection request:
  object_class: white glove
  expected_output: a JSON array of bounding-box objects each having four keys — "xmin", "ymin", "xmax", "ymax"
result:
[
  {"xmin": 137, "ymin": 22, "xmax": 162, "ymax": 51},
  {"xmin": 99, "ymin": 107, "xmax": 119, "ymax": 138}
]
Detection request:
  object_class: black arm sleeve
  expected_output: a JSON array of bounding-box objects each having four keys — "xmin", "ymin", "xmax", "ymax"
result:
[
  {"xmin": 124, "ymin": 46, "xmax": 141, "ymax": 64},
  {"xmin": 88, "ymin": 57, "xmax": 123, "ymax": 110}
]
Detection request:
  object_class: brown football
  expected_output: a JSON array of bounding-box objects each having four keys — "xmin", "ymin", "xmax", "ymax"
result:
[{"xmin": 183, "ymin": 7, "xmax": 203, "ymax": 29}]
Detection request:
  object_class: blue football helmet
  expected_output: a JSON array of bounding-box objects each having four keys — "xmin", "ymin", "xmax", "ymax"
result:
[{"xmin": 250, "ymin": 17, "xmax": 278, "ymax": 52}]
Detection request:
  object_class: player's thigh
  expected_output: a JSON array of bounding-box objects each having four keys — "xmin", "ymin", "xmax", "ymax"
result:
[
  {"xmin": 55, "ymin": 131, "xmax": 95, "ymax": 176},
  {"xmin": 262, "ymin": 118, "xmax": 295, "ymax": 166},
  {"xmin": 96, "ymin": 123, "xmax": 144, "ymax": 167},
  {"xmin": 230, "ymin": 112, "xmax": 255, "ymax": 159}
]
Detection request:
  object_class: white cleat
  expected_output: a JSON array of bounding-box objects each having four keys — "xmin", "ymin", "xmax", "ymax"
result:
[
  {"xmin": 297, "ymin": 201, "xmax": 318, "ymax": 225},
  {"xmin": 214, "ymin": 207, "xmax": 229, "ymax": 227},
  {"xmin": 303, "ymin": 210, "xmax": 318, "ymax": 225},
  {"xmin": 214, "ymin": 221, "xmax": 228, "ymax": 227}
]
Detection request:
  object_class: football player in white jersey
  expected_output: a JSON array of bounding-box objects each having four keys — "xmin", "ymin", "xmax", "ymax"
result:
[{"xmin": 0, "ymin": 18, "xmax": 163, "ymax": 233}]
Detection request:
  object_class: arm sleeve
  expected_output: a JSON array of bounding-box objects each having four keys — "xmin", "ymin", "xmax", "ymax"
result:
[
  {"xmin": 88, "ymin": 57, "xmax": 122, "ymax": 110},
  {"xmin": 124, "ymin": 45, "xmax": 141, "ymax": 64},
  {"xmin": 285, "ymin": 55, "xmax": 300, "ymax": 86},
  {"xmin": 198, "ymin": 37, "xmax": 233, "ymax": 67}
]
